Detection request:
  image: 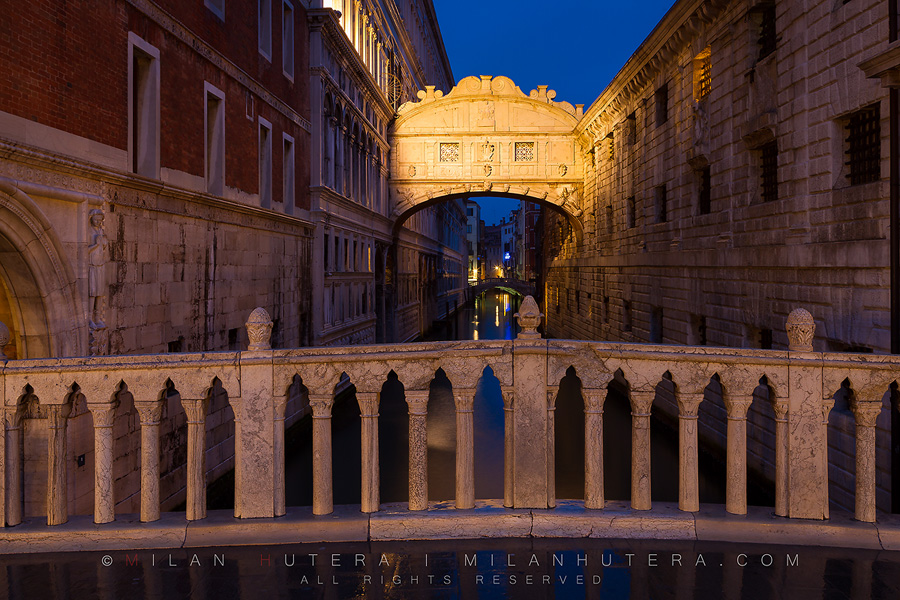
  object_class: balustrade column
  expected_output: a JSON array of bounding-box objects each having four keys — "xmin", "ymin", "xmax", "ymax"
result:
[
  {"xmin": 773, "ymin": 400, "xmax": 789, "ymax": 517},
  {"xmin": 501, "ymin": 387, "xmax": 514, "ymax": 508},
  {"xmin": 358, "ymin": 392, "xmax": 380, "ymax": 513},
  {"xmin": 180, "ymin": 398, "xmax": 208, "ymax": 521},
  {"xmin": 676, "ymin": 392, "xmax": 703, "ymax": 513},
  {"xmin": 4, "ymin": 409, "xmax": 22, "ymax": 526},
  {"xmin": 583, "ymin": 389, "xmax": 607, "ymax": 509},
  {"xmin": 134, "ymin": 400, "xmax": 164, "ymax": 522},
  {"xmin": 723, "ymin": 396, "xmax": 752, "ymax": 515},
  {"xmin": 454, "ymin": 388, "xmax": 475, "ymax": 509},
  {"xmin": 852, "ymin": 399, "xmax": 882, "ymax": 523},
  {"xmin": 87, "ymin": 402, "xmax": 117, "ymax": 524},
  {"xmin": 274, "ymin": 397, "xmax": 288, "ymax": 517},
  {"xmin": 309, "ymin": 393, "xmax": 335, "ymax": 515},
  {"xmin": 546, "ymin": 388, "xmax": 557, "ymax": 508},
  {"xmin": 630, "ymin": 391, "xmax": 654, "ymax": 511},
  {"xmin": 405, "ymin": 391, "xmax": 429, "ymax": 511},
  {"xmin": 47, "ymin": 404, "xmax": 71, "ymax": 525}
]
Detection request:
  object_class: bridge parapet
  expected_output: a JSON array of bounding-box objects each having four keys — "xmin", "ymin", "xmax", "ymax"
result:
[{"xmin": 0, "ymin": 301, "xmax": 894, "ymax": 533}]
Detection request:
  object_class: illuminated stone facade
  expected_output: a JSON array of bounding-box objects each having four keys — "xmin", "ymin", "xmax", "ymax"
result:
[{"xmin": 541, "ymin": 0, "xmax": 893, "ymax": 512}]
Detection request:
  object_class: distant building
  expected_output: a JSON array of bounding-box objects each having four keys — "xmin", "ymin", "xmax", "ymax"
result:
[
  {"xmin": 464, "ymin": 200, "xmax": 482, "ymax": 282},
  {"xmin": 483, "ymin": 223, "xmax": 503, "ymax": 278}
]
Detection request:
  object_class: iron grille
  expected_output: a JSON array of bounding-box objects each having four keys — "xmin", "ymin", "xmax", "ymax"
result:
[
  {"xmin": 845, "ymin": 105, "xmax": 880, "ymax": 185},
  {"xmin": 760, "ymin": 141, "xmax": 778, "ymax": 202},
  {"xmin": 696, "ymin": 53, "xmax": 711, "ymax": 101}
]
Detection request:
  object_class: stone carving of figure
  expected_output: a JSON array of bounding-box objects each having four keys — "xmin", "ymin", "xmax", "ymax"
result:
[
  {"xmin": 88, "ymin": 209, "xmax": 109, "ymax": 329},
  {"xmin": 481, "ymin": 141, "xmax": 494, "ymax": 162}
]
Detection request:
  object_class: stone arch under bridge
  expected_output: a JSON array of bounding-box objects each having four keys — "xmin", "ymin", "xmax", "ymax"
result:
[{"xmin": 389, "ymin": 75, "xmax": 585, "ymax": 243}]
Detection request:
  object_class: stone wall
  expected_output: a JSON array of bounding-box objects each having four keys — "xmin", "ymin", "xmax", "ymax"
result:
[{"xmin": 544, "ymin": 0, "xmax": 892, "ymax": 512}]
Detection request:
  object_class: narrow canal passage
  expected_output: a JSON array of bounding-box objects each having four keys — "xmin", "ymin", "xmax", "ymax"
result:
[{"xmin": 283, "ymin": 289, "xmax": 772, "ymax": 508}]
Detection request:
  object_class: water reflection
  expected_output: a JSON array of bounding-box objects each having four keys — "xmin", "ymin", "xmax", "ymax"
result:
[{"xmin": 8, "ymin": 540, "xmax": 900, "ymax": 600}]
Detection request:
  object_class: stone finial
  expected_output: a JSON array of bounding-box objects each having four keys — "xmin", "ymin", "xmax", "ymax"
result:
[
  {"xmin": 515, "ymin": 295, "xmax": 543, "ymax": 339},
  {"xmin": 786, "ymin": 308, "xmax": 815, "ymax": 352},
  {"xmin": 245, "ymin": 307, "xmax": 273, "ymax": 351},
  {"xmin": 0, "ymin": 320, "xmax": 9, "ymax": 359}
]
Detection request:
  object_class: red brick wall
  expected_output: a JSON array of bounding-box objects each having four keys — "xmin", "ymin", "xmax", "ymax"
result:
[{"xmin": 0, "ymin": 0, "xmax": 310, "ymax": 208}]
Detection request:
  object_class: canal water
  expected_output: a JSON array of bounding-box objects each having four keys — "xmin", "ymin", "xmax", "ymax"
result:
[
  {"xmin": 8, "ymin": 539, "xmax": 900, "ymax": 599},
  {"xmin": 284, "ymin": 289, "xmax": 766, "ymax": 508}
]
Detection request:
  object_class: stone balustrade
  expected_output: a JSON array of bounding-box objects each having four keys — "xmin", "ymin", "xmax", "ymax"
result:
[{"xmin": 0, "ymin": 302, "xmax": 897, "ymax": 529}]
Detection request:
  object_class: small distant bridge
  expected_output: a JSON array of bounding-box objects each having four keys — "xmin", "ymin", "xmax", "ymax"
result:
[{"xmin": 466, "ymin": 278, "xmax": 535, "ymax": 301}]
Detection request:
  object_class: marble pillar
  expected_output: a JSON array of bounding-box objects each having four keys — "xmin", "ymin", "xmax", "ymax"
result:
[
  {"xmin": 274, "ymin": 396, "xmax": 287, "ymax": 517},
  {"xmin": 87, "ymin": 402, "xmax": 117, "ymax": 524},
  {"xmin": 180, "ymin": 398, "xmax": 208, "ymax": 521},
  {"xmin": 723, "ymin": 396, "xmax": 752, "ymax": 515},
  {"xmin": 3, "ymin": 409, "xmax": 22, "ymax": 526},
  {"xmin": 852, "ymin": 399, "xmax": 883, "ymax": 523},
  {"xmin": 309, "ymin": 393, "xmax": 334, "ymax": 515},
  {"xmin": 501, "ymin": 386, "xmax": 514, "ymax": 508},
  {"xmin": 358, "ymin": 392, "xmax": 380, "ymax": 513},
  {"xmin": 134, "ymin": 400, "xmax": 164, "ymax": 522},
  {"xmin": 583, "ymin": 389, "xmax": 607, "ymax": 509},
  {"xmin": 676, "ymin": 392, "xmax": 703, "ymax": 513},
  {"xmin": 454, "ymin": 388, "xmax": 475, "ymax": 510},
  {"xmin": 405, "ymin": 390, "xmax": 429, "ymax": 511},
  {"xmin": 546, "ymin": 388, "xmax": 557, "ymax": 508},
  {"xmin": 629, "ymin": 390, "xmax": 654, "ymax": 511},
  {"xmin": 47, "ymin": 404, "xmax": 71, "ymax": 526},
  {"xmin": 773, "ymin": 400, "xmax": 788, "ymax": 517}
]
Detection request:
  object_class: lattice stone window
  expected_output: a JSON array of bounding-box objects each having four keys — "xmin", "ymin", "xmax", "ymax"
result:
[
  {"xmin": 693, "ymin": 47, "xmax": 711, "ymax": 102},
  {"xmin": 844, "ymin": 104, "xmax": 880, "ymax": 186},
  {"xmin": 439, "ymin": 142, "xmax": 460, "ymax": 162},
  {"xmin": 514, "ymin": 142, "xmax": 535, "ymax": 162}
]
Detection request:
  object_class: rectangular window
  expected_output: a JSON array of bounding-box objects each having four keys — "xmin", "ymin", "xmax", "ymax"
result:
[
  {"xmin": 467, "ymin": 224, "xmax": 472, "ymax": 234},
  {"xmin": 650, "ymin": 307, "xmax": 663, "ymax": 343},
  {"xmin": 515, "ymin": 142, "xmax": 535, "ymax": 162},
  {"xmin": 693, "ymin": 46, "xmax": 712, "ymax": 102},
  {"xmin": 205, "ymin": 0, "xmax": 225, "ymax": 20},
  {"xmin": 626, "ymin": 111, "xmax": 637, "ymax": 145},
  {"xmin": 259, "ymin": 0, "xmax": 272, "ymax": 60},
  {"xmin": 606, "ymin": 133, "xmax": 614, "ymax": 162},
  {"xmin": 654, "ymin": 185, "xmax": 667, "ymax": 223},
  {"xmin": 754, "ymin": 2, "xmax": 776, "ymax": 60},
  {"xmin": 128, "ymin": 33, "xmax": 160, "ymax": 178},
  {"xmin": 603, "ymin": 296, "xmax": 610, "ymax": 324},
  {"xmin": 698, "ymin": 165, "xmax": 711, "ymax": 214},
  {"xmin": 204, "ymin": 83, "xmax": 225, "ymax": 196},
  {"xmin": 282, "ymin": 133, "xmax": 294, "ymax": 209},
  {"xmin": 623, "ymin": 300, "xmax": 633, "ymax": 332},
  {"xmin": 282, "ymin": 1, "xmax": 294, "ymax": 79},
  {"xmin": 760, "ymin": 140, "xmax": 778, "ymax": 202},
  {"xmin": 655, "ymin": 84, "xmax": 668, "ymax": 126},
  {"xmin": 692, "ymin": 315, "xmax": 707, "ymax": 346},
  {"xmin": 606, "ymin": 203, "xmax": 614, "ymax": 235},
  {"xmin": 626, "ymin": 195, "xmax": 636, "ymax": 228},
  {"xmin": 259, "ymin": 117, "xmax": 273, "ymax": 208},
  {"xmin": 760, "ymin": 328, "xmax": 773, "ymax": 350},
  {"xmin": 844, "ymin": 104, "xmax": 881, "ymax": 186}
]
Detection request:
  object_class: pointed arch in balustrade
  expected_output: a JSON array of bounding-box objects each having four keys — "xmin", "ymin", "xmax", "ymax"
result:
[
  {"xmin": 472, "ymin": 366, "xmax": 504, "ymax": 502},
  {"xmin": 425, "ymin": 367, "xmax": 456, "ymax": 502},
  {"xmin": 378, "ymin": 370, "xmax": 408, "ymax": 504},
  {"xmin": 329, "ymin": 372, "xmax": 362, "ymax": 508},
  {"xmin": 746, "ymin": 374, "xmax": 786, "ymax": 514},
  {"xmin": 828, "ymin": 375, "xmax": 893, "ymax": 523},
  {"xmin": 603, "ymin": 369, "xmax": 633, "ymax": 503},
  {"xmin": 552, "ymin": 366, "xmax": 585, "ymax": 502}
]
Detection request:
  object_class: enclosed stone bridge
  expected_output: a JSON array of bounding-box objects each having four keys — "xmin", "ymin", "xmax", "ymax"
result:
[
  {"xmin": 0, "ymin": 300, "xmax": 898, "ymax": 553},
  {"xmin": 466, "ymin": 278, "xmax": 535, "ymax": 301},
  {"xmin": 388, "ymin": 76, "xmax": 585, "ymax": 243}
]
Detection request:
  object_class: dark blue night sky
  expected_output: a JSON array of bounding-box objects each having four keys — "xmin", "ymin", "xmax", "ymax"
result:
[{"xmin": 430, "ymin": 0, "xmax": 676, "ymax": 225}]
